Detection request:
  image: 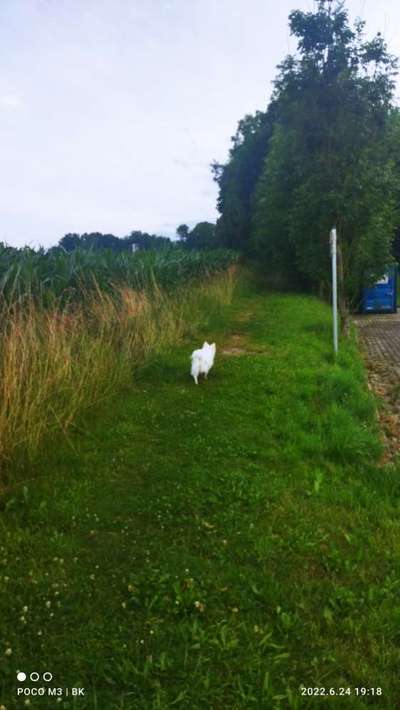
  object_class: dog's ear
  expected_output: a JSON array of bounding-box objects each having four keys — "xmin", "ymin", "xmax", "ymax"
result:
[
  {"xmin": 203, "ymin": 341, "xmax": 208, "ymax": 347},
  {"xmin": 211, "ymin": 343, "xmax": 216, "ymax": 351}
]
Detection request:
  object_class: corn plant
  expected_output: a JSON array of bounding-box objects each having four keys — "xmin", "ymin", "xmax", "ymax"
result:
[{"xmin": 0, "ymin": 245, "xmax": 238, "ymax": 306}]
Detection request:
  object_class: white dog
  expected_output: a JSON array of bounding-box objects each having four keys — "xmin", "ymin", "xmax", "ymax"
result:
[{"xmin": 190, "ymin": 342, "xmax": 216, "ymax": 385}]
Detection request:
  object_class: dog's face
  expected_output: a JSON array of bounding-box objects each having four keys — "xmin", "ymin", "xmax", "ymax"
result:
[
  {"xmin": 206, "ymin": 343, "xmax": 216, "ymax": 365},
  {"xmin": 202, "ymin": 341, "xmax": 216, "ymax": 354},
  {"xmin": 207, "ymin": 343, "xmax": 216, "ymax": 358}
]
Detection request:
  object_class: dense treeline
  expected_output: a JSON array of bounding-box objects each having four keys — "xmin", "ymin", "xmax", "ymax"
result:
[
  {"xmin": 213, "ymin": 0, "xmax": 400, "ymax": 308},
  {"xmin": 52, "ymin": 222, "xmax": 217, "ymax": 254},
  {"xmin": 56, "ymin": 231, "xmax": 172, "ymax": 253},
  {"xmin": 176, "ymin": 222, "xmax": 216, "ymax": 250}
]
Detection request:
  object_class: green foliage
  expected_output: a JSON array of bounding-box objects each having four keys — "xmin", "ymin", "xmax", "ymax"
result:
[
  {"xmin": 126, "ymin": 231, "xmax": 172, "ymax": 251},
  {"xmin": 176, "ymin": 224, "xmax": 190, "ymax": 241},
  {"xmin": 58, "ymin": 230, "xmax": 172, "ymax": 253},
  {"xmin": 253, "ymin": 0, "xmax": 399, "ymax": 305},
  {"xmin": 387, "ymin": 109, "xmax": 400, "ymax": 264},
  {"xmin": 211, "ymin": 109, "xmax": 276, "ymax": 250},
  {"xmin": 251, "ymin": 126, "xmax": 304, "ymax": 284},
  {"xmin": 58, "ymin": 233, "xmax": 81, "ymax": 252},
  {"xmin": 214, "ymin": 0, "xmax": 400, "ymax": 305},
  {"xmin": 0, "ymin": 244, "xmax": 238, "ymax": 306},
  {"xmin": 176, "ymin": 222, "xmax": 218, "ymax": 250},
  {"xmin": 186, "ymin": 221, "xmax": 216, "ymax": 249}
]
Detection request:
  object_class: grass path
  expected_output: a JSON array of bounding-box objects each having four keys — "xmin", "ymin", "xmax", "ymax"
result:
[{"xmin": 1, "ymin": 277, "xmax": 400, "ymax": 708}]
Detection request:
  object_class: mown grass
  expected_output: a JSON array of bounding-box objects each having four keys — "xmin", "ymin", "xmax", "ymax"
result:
[{"xmin": 1, "ymin": 272, "xmax": 400, "ymax": 708}]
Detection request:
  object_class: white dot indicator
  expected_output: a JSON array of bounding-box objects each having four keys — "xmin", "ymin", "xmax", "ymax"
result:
[{"xmin": 17, "ymin": 671, "xmax": 26, "ymax": 682}]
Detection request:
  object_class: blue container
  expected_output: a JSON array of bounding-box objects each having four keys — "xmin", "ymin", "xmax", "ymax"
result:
[{"xmin": 361, "ymin": 265, "xmax": 397, "ymax": 314}]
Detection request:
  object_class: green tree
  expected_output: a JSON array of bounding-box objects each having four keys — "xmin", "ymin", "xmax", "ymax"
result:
[
  {"xmin": 388, "ymin": 109, "xmax": 400, "ymax": 264},
  {"xmin": 126, "ymin": 231, "xmax": 171, "ymax": 251},
  {"xmin": 251, "ymin": 0, "xmax": 399, "ymax": 308},
  {"xmin": 59, "ymin": 233, "xmax": 81, "ymax": 252},
  {"xmin": 211, "ymin": 108, "xmax": 276, "ymax": 250},
  {"xmin": 80, "ymin": 233, "xmax": 124, "ymax": 251},
  {"xmin": 186, "ymin": 222, "xmax": 216, "ymax": 250},
  {"xmin": 58, "ymin": 231, "xmax": 172, "ymax": 253},
  {"xmin": 176, "ymin": 224, "xmax": 190, "ymax": 242}
]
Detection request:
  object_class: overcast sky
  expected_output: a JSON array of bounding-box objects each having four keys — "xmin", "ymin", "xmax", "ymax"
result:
[{"xmin": 1, "ymin": 0, "xmax": 400, "ymax": 248}]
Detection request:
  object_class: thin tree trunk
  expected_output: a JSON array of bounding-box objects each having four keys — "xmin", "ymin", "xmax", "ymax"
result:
[{"xmin": 337, "ymin": 240, "xmax": 349, "ymax": 335}]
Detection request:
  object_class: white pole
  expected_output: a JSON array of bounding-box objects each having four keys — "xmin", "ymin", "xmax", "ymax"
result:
[{"xmin": 330, "ymin": 227, "xmax": 338, "ymax": 355}]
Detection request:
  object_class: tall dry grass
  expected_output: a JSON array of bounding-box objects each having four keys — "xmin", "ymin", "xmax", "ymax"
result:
[{"xmin": 0, "ymin": 266, "xmax": 237, "ymax": 485}]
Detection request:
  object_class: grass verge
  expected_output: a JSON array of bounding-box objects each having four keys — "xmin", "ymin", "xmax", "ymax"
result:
[{"xmin": 1, "ymin": 273, "xmax": 399, "ymax": 708}]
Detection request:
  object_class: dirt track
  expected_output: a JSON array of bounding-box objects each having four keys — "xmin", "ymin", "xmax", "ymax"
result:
[{"xmin": 352, "ymin": 312, "xmax": 400, "ymax": 462}]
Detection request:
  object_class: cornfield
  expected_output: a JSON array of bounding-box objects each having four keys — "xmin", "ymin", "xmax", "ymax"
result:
[
  {"xmin": 0, "ymin": 245, "xmax": 238, "ymax": 306},
  {"xmin": 0, "ymin": 246, "xmax": 238, "ymax": 483}
]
